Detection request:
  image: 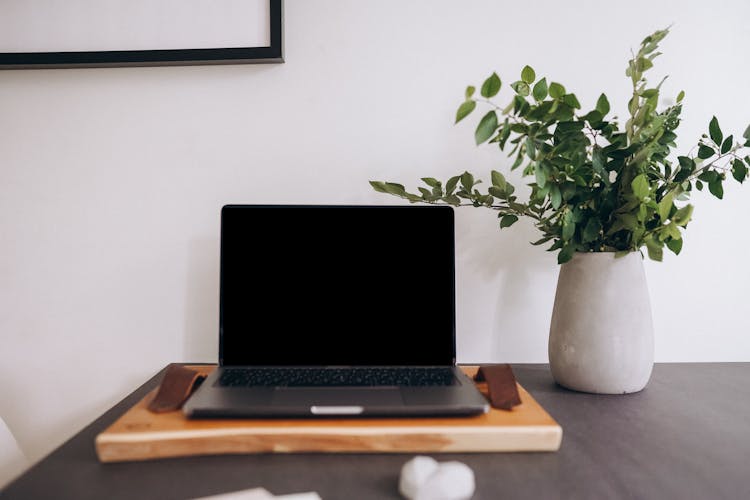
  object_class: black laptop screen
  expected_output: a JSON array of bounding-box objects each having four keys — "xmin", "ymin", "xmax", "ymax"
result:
[{"xmin": 219, "ymin": 205, "xmax": 456, "ymax": 366}]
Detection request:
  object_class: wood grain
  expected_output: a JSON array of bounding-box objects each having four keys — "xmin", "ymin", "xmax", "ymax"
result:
[{"xmin": 95, "ymin": 366, "xmax": 562, "ymax": 462}]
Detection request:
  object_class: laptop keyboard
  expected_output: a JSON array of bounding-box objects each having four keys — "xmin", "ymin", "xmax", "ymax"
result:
[{"xmin": 217, "ymin": 367, "xmax": 458, "ymax": 387}]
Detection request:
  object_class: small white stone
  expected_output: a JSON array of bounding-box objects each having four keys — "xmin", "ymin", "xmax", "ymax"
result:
[
  {"xmin": 398, "ymin": 456, "xmax": 439, "ymax": 499},
  {"xmin": 414, "ymin": 461, "xmax": 475, "ymax": 500}
]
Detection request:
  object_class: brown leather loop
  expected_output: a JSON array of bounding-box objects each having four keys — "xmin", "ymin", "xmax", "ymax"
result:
[
  {"xmin": 147, "ymin": 364, "xmax": 206, "ymax": 413},
  {"xmin": 475, "ymin": 364, "xmax": 522, "ymax": 410}
]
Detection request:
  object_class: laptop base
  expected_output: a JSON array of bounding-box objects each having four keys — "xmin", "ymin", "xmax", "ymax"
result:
[{"xmin": 184, "ymin": 366, "xmax": 489, "ymax": 418}]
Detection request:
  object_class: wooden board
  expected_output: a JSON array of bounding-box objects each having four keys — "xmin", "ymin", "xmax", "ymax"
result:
[{"xmin": 95, "ymin": 366, "xmax": 562, "ymax": 462}]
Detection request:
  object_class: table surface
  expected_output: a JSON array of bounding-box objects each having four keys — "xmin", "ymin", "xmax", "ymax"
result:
[{"xmin": 3, "ymin": 363, "xmax": 750, "ymax": 500}]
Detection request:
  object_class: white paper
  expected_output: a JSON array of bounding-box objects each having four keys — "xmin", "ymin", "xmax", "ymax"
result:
[
  {"xmin": 191, "ymin": 487, "xmax": 274, "ymax": 500},
  {"xmin": 190, "ymin": 488, "xmax": 322, "ymax": 500}
]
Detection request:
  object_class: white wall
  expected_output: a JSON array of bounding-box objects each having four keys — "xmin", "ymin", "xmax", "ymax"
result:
[{"xmin": 1, "ymin": 0, "xmax": 749, "ymax": 471}]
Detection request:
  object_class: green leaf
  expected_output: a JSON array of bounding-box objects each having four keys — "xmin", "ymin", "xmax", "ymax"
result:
[
  {"xmin": 531, "ymin": 235, "xmax": 553, "ymax": 246},
  {"xmin": 632, "ymin": 226, "xmax": 645, "ymax": 244},
  {"xmin": 550, "ymin": 184, "xmax": 562, "ymax": 209},
  {"xmin": 592, "ymin": 147, "xmax": 607, "ymax": 179},
  {"xmin": 510, "ymin": 81, "xmax": 530, "ymax": 97},
  {"xmin": 709, "ymin": 116, "xmax": 723, "ymax": 145},
  {"xmin": 488, "ymin": 186, "xmax": 504, "ymax": 198},
  {"xmin": 480, "ymin": 73, "xmax": 502, "ymax": 98},
  {"xmin": 676, "ymin": 90, "xmax": 685, "ymax": 103},
  {"xmin": 582, "ymin": 110, "xmax": 603, "ymax": 124},
  {"xmin": 532, "ymin": 78, "xmax": 548, "ymax": 101},
  {"xmin": 443, "ymin": 194, "xmax": 461, "ymax": 206},
  {"xmin": 474, "ymin": 111, "xmax": 498, "ymax": 144},
  {"xmin": 562, "ymin": 220, "xmax": 575, "ymax": 241},
  {"xmin": 664, "ymin": 222, "xmax": 682, "ymax": 241},
  {"xmin": 460, "ymin": 171, "xmax": 475, "ymax": 190},
  {"xmin": 525, "ymin": 137, "xmax": 536, "ymax": 159},
  {"xmin": 628, "ymin": 95, "xmax": 639, "ymax": 115},
  {"xmin": 511, "ymin": 153, "xmax": 524, "ymax": 170},
  {"xmin": 548, "ymin": 240, "xmax": 563, "ymax": 252},
  {"xmin": 445, "ymin": 175, "xmax": 460, "ymax": 194},
  {"xmin": 744, "ymin": 124, "xmax": 750, "ymax": 140},
  {"xmin": 383, "ymin": 182, "xmax": 407, "ymax": 196},
  {"xmin": 548, "ymin": 82, "xmax": 565, "ymax": 99},
  {"xmin": 698, "ymin": 170, "xmax": 718, "ymax": 183},
  {"xmin": 509, "ymin": 122, "xmax": 527, "ymax": 134},
  {"xmin": 563, "ymin": 94, "xmax": 581, "ymax": 109},
  {"xmin": 631, "ymin": 174, "xmax": 650, "ymax": 200},
  {"xmin": 557, "ymin": 244, "xmax": 575, "ymax": 264},
  {"xmin": 645, "ymin": 238, "xmax": 663, "ymax": 262},
  {"xmin": 499, "ymin": 120, "xmax": 511, "ymax": 148},
  {"xmin": 672, "ymin": 204, "xmax": 693, "ymax": 226},
  {"xmin": 666, "ymin": 237, "xmax": 683, "ymax": 255},
  {"xmin": 491, "ymin": 170, "xmax": 507, "ymax": 191},
  {"xmin": 582, "ymin": 218, "xmax": 602, "ymax": 243},
  {"xmin": 674, "ymin": 156, "xmax": 695, "ymax": 182},
  {"xmin": 661, "ymin": 131, "xmax": 677, "ymax": 146},
  {"xmin": 455, "ymin": 100, "xmax": 476, "ymax": 123},
  {"xmin": 658, "ymin": 192, "xmax": 674, "ymax": 221},
  {"xmin": 698, "ymin": 145, "xmax": 715, "ymax": 159},
  {"xmin": 561, "ymin": 182, "xmax": 576, "ymax": 201},
  {"xmin": 678, "ymin": 156, "xmax": 693, "ymax": 170},
  {"xmin": 535, "ymin": 163, "xmax": 547, "ymax": 188},
  {"xmin": 595, "ymin": 94, "xmax": 610, "ymax": 116},
  {"xmin": 465, "ymin": 86, "xmax": 476, "ymax": 99},
  {"xmin": 708, "ymin": 179, "xmax": 724, "ymax": 199},
  {"xmin": 521, "ymin": 65, "xmax": 536, "ymax": 84},
  {"xmin": 732, "ymin": 159, "xmax": 748, "ymax": 183},
  {"xmin": 720, "ymin": 135, "xmax": 733, "ymax": 154},
  {"xmin": 499, "ymin": 215, "xmax": 518, "ymax": 228},
  {"xmin": 636, "ymin": 56, "xmax": 654, "ymax": 72},
  {"xmin": 421, "ymin": 177, "xmax": 441, "ymax": 188},
  {"xmin": 369, "ymin": 181, "xmax": 387, "ymax": 193}
]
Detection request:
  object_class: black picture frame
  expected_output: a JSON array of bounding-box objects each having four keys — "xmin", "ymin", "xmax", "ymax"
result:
[{"xmin": 0, "ymin": 0, "xmax": 283, "ymax": 69}]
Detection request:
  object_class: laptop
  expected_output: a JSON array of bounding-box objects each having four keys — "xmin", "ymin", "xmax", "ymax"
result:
[{"xmin": 183, "ymin": 205, "xmax": 489, "ymax": 418}]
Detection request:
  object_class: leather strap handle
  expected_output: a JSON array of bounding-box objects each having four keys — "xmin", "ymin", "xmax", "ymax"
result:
[
  {"xmin": 147, "ymin": 364, "xmax": 206, "ymax": 413},
  {"xmin": 474, "ymin": 364, "xmax": 522, "ymax": 410}
]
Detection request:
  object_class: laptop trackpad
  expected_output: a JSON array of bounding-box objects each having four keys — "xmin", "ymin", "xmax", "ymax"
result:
[{"xmin": 272, "ymin": 388, "xmax": 403, "ymax": 406}]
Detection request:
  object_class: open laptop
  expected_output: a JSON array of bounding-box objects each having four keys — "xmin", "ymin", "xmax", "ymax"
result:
[{"xmin": 183, "ymin": 205, "xmax": 489, "ymax": 418}]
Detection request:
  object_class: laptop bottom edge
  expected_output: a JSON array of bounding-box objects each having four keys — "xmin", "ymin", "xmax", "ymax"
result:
[{"xmin": 183, "ymin": 367, "xmax": 490, "ymax": 419}]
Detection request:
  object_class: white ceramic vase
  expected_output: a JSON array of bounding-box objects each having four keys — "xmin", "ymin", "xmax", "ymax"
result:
[{"xmin": 548, "ymin": 251, "xmax": 654, "ymax": 394}]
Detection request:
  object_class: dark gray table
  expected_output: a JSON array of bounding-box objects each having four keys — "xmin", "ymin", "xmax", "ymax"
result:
[{"xmin": 3, "ymin": 363, "xmax": 749, "ymax": 500}]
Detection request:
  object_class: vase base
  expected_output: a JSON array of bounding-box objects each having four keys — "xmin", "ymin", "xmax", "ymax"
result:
[{"xmin": 552, "ymin": 379, "xmax": 648, "ymax": 395}]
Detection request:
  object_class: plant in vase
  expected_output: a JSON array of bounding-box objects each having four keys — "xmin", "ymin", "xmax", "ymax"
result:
[{"xmin": 370, "ymin": 28, "xmax": 750, "ymax": 394}]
